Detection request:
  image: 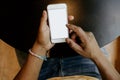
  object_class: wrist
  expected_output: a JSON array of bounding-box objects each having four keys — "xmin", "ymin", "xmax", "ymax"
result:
[
  {"xmin": 29, "ymin": 49, "xmax": 47, "ymax": 61},
  {"xmin": 31, "ymin": 47, "xmax": 47, "ymax": 56},
  {"xmin": 31, "ymin": 43, "xmax": 49, "ymax": 56},
  {"xmin": 91, "ymin": 50, "xmax": 105, "ymax": 62}
]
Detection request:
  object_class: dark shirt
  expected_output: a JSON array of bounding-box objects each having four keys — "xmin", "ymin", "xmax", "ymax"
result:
[{"xmin": 50, "ymin": 43, "xmax": 79, "ymax": 58}]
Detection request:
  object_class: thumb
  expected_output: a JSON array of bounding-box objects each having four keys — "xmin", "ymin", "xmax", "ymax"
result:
[{"xmin": 40, "ymin": 10, "xmax": 47, "ymax": 27}]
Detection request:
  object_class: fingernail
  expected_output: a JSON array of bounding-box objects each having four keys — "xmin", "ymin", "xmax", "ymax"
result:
[
  {"xmin": 70, "ymin": 30, "xmax": 73, "ymax": 33},
  {"xmin": 70, "ymin": 16, "xmax": 74, "ymax": 20},
  {"xmin": 66, "ymin": 24, "xmax": 70, "ymax": 26}
]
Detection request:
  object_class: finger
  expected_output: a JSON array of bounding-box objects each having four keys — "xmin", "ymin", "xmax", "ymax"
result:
[
  {"xmin": 70, "ymin": 32, "xmax": 77, "ymax": 42},
  {"xmin": 66, "ymin": 24, "xmax": 87, "ymax": 43},
  {"xmin": 66, "ymin": 38, "xmax": 83, "ymax": 53},
  {"xmin": 40, "ymin": 10, "xmax": 47, "ymax": 27},
  {"xmin": 68, "ymin": 29, "xmax": 73, "ymax": 34},
  {"xmin": 68, "ymin": 15, "xmax": 74, "ymax": 21},
  {"xmin": 70, "ymin": 30, "xmax": 73, "ymax": 33}
]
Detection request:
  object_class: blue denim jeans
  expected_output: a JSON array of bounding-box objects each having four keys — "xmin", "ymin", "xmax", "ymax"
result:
[{"xmin": 38, "ymin": 47, "xmax": 108, "ymax": 80}]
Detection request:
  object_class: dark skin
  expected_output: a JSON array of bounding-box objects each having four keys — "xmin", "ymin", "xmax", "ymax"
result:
[{"xmin": 14, "ymin": 10, "xmax": 120, "ymax": 80}]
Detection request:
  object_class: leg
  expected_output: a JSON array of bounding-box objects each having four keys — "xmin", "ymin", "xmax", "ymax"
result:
[
  {"xmin": 38, "ymin": 58, "xmax": 60, "ymax": 80},
  {"xmin": 60, "ymin": 55, "xmax": 101, "ymax": 79}
]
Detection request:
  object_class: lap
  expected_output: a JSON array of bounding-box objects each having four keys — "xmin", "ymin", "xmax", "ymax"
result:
[{"xmin": 38, "ymin": 47, "xmax": 108, "ymax": 80}]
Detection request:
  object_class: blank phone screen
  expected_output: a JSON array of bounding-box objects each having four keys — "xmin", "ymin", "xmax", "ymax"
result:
[{"xmin": 48, "ymin": 8, "xmax": 68, "ymax": 39}]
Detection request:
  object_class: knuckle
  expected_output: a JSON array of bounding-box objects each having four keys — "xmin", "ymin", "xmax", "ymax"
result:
[
  {"xmin": 85, "ymin": 32, "xmax": 94, "ymax": 41},
  {"xmin": 89, "ymin": 32, "xmax": 93, "ymax": 35},
  {"xmin": 69, "ymin": 42, "xmax": 74, "ymax": 48},
  {"xmin": 90, "ymin": 32, "xmax": 94, "ymax": 38},
  {"xmin": 87, "ymin": 32, "xmax": 94, "ymax": 37}
]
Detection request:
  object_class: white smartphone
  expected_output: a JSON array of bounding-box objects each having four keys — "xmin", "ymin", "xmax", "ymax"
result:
[{"xmin": 47, "ymin": 3, "xmax": 69, "ymax": 43}]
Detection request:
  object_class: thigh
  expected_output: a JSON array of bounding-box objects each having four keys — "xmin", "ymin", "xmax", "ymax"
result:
[
  {"xmin": 61, "ymin": 56, "xmax": 101, "ymax": 79},
  {"xmin": 38, "ymin": 58, "xmax": 60, "ymax": 80}
]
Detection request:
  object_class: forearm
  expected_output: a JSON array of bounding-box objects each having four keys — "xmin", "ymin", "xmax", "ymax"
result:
[
  {"xmin": 14, "ymin": 54, "xmax": 43, "ymax": 80},
  {"xmin": 92, "ymin": 51, "xmax": 120, "ymax": 80},
  {"xmin": 14, "ymin": 44, "xmax": 47, "ymax": 80},
  {"xmin": 14, "ymin": 10, "xmax": 54, "ymax": 80}
]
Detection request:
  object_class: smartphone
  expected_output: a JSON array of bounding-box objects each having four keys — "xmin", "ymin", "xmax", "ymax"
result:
[{"xmin": 47, "ymin": 3, "xmax": 68, "ymax": 43}]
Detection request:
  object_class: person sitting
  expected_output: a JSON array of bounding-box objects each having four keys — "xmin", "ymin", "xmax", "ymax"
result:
[{"xmin": 14, "ymin": 10, "xmax": 120, "ymax": 80}]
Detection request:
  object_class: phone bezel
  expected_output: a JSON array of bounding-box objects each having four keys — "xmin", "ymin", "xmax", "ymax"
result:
[{"xmin": 47, "ymin": 3, "xmax": 68, "ymax": 43}]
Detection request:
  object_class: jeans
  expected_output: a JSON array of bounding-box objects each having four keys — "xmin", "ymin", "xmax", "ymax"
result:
[{"xmin": 38, "ymin": 47, "xmax": 108, "ymax": 80}]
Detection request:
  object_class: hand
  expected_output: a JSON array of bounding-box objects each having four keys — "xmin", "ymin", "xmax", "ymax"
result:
[
  {"xmin": 66, "ymin": 24, "xmax": 102, "ymax": 59},
  {"xmin": 31, "ymin": 10, "xmax": 54, "ymax": 55},
  {"xmin": 32, "ymin": 10, "xmax": 74, "ymax": 55}
]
